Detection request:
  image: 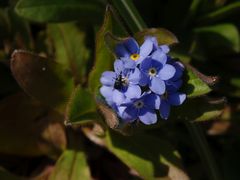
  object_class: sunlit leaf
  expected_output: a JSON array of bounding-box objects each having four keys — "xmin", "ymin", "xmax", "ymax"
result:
[
  {"xmin": 47, "ymin": 23, "xmax": 90, "ymax": 84},
  {"xmin": 134, "ymin": 28, "xmax": 178, "ymax": 46},
  {"xmin": 65, "ymin": 85, "xmax": 96, "ymax": 125},
  {"xmin": 88, "ymin": 6, "xmax": 114, "ymax": 93},
  {"xmin": 49, "ymin": 150, "xmax": 91, "ymax": 180},
  {"xmin": 194, "ymin": 24, "xmax": 240, "ymax": 55},
  {"xmin": 171, "ymin": 97, "xmax": 225, "ymax": 122},
  {"xmin": 106, "ymin": 130, "xmax": 187, "ymax": 179},
  {"xmin": 50, "ymin": 127, "xmax": 91, "ymax": 180},
  {"xmin": 182, "ymin": 63, "xmax": 213, "ymax": 98}
]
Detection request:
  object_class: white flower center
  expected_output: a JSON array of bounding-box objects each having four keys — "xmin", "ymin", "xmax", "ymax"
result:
[{"xmin": 148, "ymin": 68, "xmax": 157, "ymax": 77}]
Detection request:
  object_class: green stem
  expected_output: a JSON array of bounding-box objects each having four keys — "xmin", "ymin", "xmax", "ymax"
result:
[
  {"xmin": 185, "ymin": 122, "xmax": 221, "ymax": 180},
  {"xmin": 109, "ymin": 1, "xmax": 221, "ymax": 179},
  {"xmin": 108, "ymin": 0, "xmax": 147, "ymax": 33}
]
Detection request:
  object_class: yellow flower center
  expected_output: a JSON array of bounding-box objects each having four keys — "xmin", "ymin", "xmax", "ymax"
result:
[{"xmin": 130, "ymin": 53, "xmax": 140, "ymax": 61}]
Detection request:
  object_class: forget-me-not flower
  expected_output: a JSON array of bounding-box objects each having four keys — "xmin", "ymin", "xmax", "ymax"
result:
[
  {"xmin": 100, "ymin": 35, "xmax": 186, "ymax": 125},
  {"xmin": 159, "ymin": 85, "xmax": 186, "ymax": 119},
  {"xmin": 139, "ymin": 57, "xmax": 176, "ymax": 95},
  {"xmin": 115, "ymin": 37, "xmax": 153, "ymax": 68},
  {"xmin": 100, "ymin": 60, "xmax": 141, "ymax": 105},
  {"xmin": 120, "ymin": 92, "xmax": 160, "ymax": 124}
]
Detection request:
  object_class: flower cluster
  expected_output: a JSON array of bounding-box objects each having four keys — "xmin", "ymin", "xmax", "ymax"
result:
[{"xmin": 100, "ymin": 36, "xmax": 186, "ymax": 125}]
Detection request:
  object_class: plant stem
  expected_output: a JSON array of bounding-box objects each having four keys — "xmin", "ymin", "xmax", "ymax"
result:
[
  {"xmin": 108, "ymin": 0, "xmax": 147, "ymax": 33},
  {"xmin": 109, "ymin": 1, "xmax": 222, "ymax": 179},
  {"xmin": 185, "ymin": 122, "xmax": 221, "ymax": 180}
]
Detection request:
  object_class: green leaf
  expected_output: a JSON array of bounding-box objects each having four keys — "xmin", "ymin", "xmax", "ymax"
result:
[
  {"xmin": 230, "ymin": 78, "xmax": 240, "ymax": 88},
  {"xmin": 47, "ymin": 23, "xmax": 90, "ymax": 84},
  {"xmin": 7, "ymin": 8, "xmax": 33, "ymax": 49},
  {"xmin": 0, "ymin": 8, "xmax": 33, "ymax": 50},
  {"xmin": 171, "ymin": 97, "xmax": 224, "ymax": 122},
  {"xmin": 49, "ymin": 150, "xmax": 91, "ymax": 180},
  {"xmin": 50, "ymin": 127, "xmax": 91, "ymax": 180},
  {"xmin": 10, "ymin": 50, "xmax": 74, "ymax": 110},
  {"xmin": 194, "ymin": 24, "xmax": 240, "ymax": 55},
  {"xmin": 106, "ymin": 131, "xmax": 187, "ymax": 179},
  {"xmin": 15, "ymin": 0, "xmax": 103, "ymax": 23},
  {"xmin": 109, "ymin": 0, "xmax": 147, "ymax": 33},
  {"xmin": 65, "ymin": 85, "xmax": 96, "ymax": 125},
  {"xmin": 134, "ymin": 28, "xmax": 178, "ymax": 46},
  {"xmin": 88, "ymin": 6, "xmax": 114, "ymax": 93},
  {"xmin": 182, "ymin": 63, "xmax": 212, "ymax": 97},
  {"xmin": 198, "ymin": 2, "xmax": 240, "ymax": 24}
]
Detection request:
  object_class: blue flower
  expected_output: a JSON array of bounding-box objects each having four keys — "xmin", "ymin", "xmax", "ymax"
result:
[
  {"xmin": 167, "ymin": 57, "xmax": 184, "ymax": 80},
  {"xmin": 159, "ymin": 57, "xmax": 186, "ymax": 119},
  {"xmin": 115, "ymin": 37, "xmax": 153, "ymax": 68},
  {"xmin": 120, "ymin": 92, "xmax": 160, "ymax": 124},
  {"xmin": 164, "ymin": 57, "xmax": 185, "ymax": 92},
  {"xmin": 100, "ymin": 60, "xmax": 141, "ymax": 105},
  {"xmin": 139, "ymin": 57, "xmax": 176, "ymax": 95},
  {"xmin": 145, "ymin": 36, "xmax": 170, "ymax": 61},
  {"xmin": 100, "ymin": 35, "xmax": 187, "ymax": 124},
  {"xmin": 159, "ymin": 86, "xmax": 186, "ymax": 120}
]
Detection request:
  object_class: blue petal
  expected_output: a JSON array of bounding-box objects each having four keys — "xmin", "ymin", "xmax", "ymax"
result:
[
  {"xmin": 100, "ymin": 71, "xmax": 116, "ymax": 86},
  {"xmin": 151, "ymin": 59, "xmax": 163, "ymax": 72},
  {"xmin": 135, "ymin": 56, "xmax": 145, "ymax": 65},
  {"xmin": 115, "ymin": 44, "xmax": 129, "ymax": 58},
  {"xmin": 158, "ymin": 64, "xmax": 176, "ymax": 80},
  {"xmin": 140, "ymin": 57, "xmax": 152, "ymax": 73},
  {"xmin": 139, "ymin": 72, "xmax": 149, "ymax": 86},
  {"xmin": 121, "ymin": 104, "xmax": 138, "ymax": 121},
  {"xmin": 100, "ymin": 86, "xmax": 113, "ymax": 99},
  {"xmin": 114, "ymin": 60, "xmax": 124, "ymax": 74},
  {"xmin": 139, "ymin": 38, "xmax": 153, "ymax": 58},
  {"xmin": 171, "ymin": 61, "xmax": 184, "ymax": 81},
  {"xmin": 149, "ymin": 77, "xmax": 165, "ymax": 95},
  {"xmin": 124, "ymin": 38, "xmax": 139, "ymax": 54},
  {"xmin": 159, "ymin": 100, "xmax": 170, "ymax": 120},
  {"xmin": 116, "ymin": 105, "xmax": 127, "ymax": 117},
  {"xmin": 143, "ymin": 93, "xmax": 161, "ymax": 109},
  {"xmin": 125, "ymin": 85, "xmax": 141, "ymax": 99},
  {"xmin": 122, "ymin": 58, "xmax": 136, "ymax": 69},
  {"xmin": 139, "ymin": 108, "xmax": 157, "ymax": 125},
  {"xmin": 169, "ymin": 93, "xmax": 186, "ymax": 106},
  {"xmin": 166, "ymin": 80, "xmax": 183, "ymax": 92},
  {"xmin": 112, "ymin": 89, "xmax": 125, "ymax": 105},
  {"xmin": 159, "ymin": 45, "xmax": 170, "ymax": 53},
  {"xmin": 145, "ymin": 36, "xmax": 158, "ymax": 50},
  {"xmin": 151, "ymin": 49, "xmax": 167, "ymax": 65},
  {"xmin": 128, "ymin": 68, "xmax": 141, "ymax": 84}
]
